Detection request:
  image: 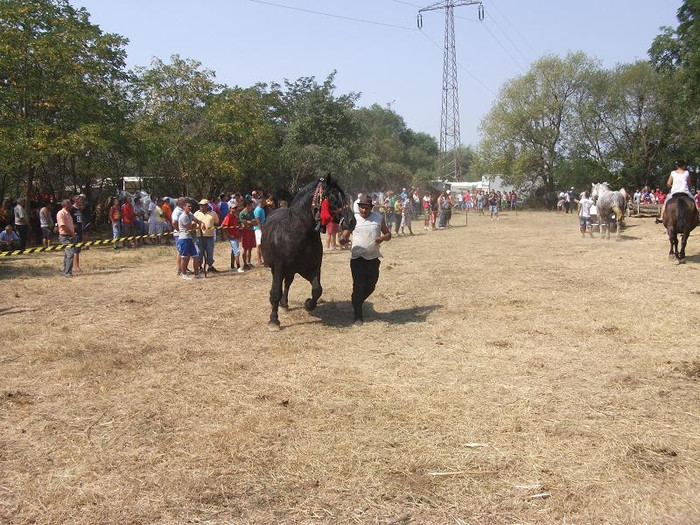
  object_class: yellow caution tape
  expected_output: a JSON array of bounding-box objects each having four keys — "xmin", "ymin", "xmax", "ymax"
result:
[{"xmin": 0, "ymin": 224, "xmax": 249, "ymax": 257}]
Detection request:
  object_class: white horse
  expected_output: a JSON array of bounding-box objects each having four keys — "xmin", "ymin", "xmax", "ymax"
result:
[{"xmin": 591, "ymin": 182, "xmax": 627, "ymax": 239}]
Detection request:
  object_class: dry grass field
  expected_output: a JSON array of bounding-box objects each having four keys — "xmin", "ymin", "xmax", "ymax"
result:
[{"xmin": 1, "ymin": 210, "xmax": 699, "ymax": 524}]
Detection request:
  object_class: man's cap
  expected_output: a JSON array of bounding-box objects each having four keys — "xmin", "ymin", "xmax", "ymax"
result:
[
  {"xmin": 358, "ymin": 195, "xmax": 373, "ymax": 206},
  {"xmin": 198, "ymin": 199, "xmax": 209, "ymax": 205}
]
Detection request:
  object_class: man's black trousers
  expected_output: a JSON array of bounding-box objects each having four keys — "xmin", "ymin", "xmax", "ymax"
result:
[{"xmin": 350, "ymin": 257, "xmax": 380, "ymax": 320}]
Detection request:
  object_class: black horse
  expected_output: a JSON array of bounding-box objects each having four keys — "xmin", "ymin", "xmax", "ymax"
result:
[
  {"xmin": 261, "ymin": 176, "xmax": 347, "ymax": 330},
  {"xmin": 662, "ymin": 194, "xmax": 699, "ymax": 262}
]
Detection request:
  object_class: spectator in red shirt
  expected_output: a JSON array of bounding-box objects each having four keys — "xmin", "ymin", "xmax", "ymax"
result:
[
  {"xmin": 121, "ymin": 197, "xmax": 136, "ymax": 246},
  {"xmin": 221, "ymin": 203, "xmax": 244, "ymax": 272}
]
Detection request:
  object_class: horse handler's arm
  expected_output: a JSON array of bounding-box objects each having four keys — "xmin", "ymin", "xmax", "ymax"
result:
[
  {"xmin": 376, "ymin": 218, "xmax": 391, "ymax": 244},
  {"xmin": 339, "ymin": 209, "xmax": 356, "ymax": 245}
]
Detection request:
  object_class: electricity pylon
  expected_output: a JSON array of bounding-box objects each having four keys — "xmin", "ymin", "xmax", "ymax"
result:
[{"xmin": 418, "ymin": 1, "xmax": 484, "ymax": 181}]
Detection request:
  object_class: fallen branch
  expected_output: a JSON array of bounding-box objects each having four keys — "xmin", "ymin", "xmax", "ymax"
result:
[
  {"xmin": 515, "ymin": 484, "xmax": 542, "ymax": 490},
  {"xmin": 427, "ymin": 470, "xmax": 497, "ymax": 477},
  {"xmin": 526, "ymin": 492, "xmax": 551, "ymax": 499}
]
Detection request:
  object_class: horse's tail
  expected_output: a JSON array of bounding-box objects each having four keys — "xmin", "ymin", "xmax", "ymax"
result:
[{"xmin": 612, "ymin": 203, "xmax": 624, "ymax": 224}]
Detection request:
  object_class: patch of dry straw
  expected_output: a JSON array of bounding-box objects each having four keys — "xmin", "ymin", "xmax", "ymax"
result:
[{"xmin": 1, "ymin": 211, "xmax": 698, "ymax": 523}]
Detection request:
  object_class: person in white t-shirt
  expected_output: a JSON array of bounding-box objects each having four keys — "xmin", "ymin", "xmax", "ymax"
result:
[
  {"xmin": 659, "ymin": 160, "xmax": 693, "ymax": 222},
  {"xmin": 339, "ymin": 195, "xmax": 391, "ymax": 326},
  {"xmin": 577, "ymin": 191, "xmax": 594, "ymax": 237}
]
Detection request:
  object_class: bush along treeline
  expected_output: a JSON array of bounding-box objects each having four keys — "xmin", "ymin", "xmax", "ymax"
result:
[{"xmin": 1, "ymin": 0, "xmax": 698, "ymax": 206}]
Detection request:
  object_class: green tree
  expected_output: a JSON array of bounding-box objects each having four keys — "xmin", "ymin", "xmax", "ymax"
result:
[
  {"xmin": 571, "ymin": 61, "xmax": 672, "ymax": 188},
  {"xmin": 131, "ymin": 55, "xmax": 221, "ymax": 196},
  {"xmin": 478, "ymin": 52, "xmax": 597, "ymax": 198},
  {"xmin": 276, "ymin": 72, "xmax": 361, "ymax": 191},
  {"xmin": 353, "ymin": 104, "xmax": 438, "ymax": 192},
  {"xmin": 202, "ymin": 85, "xmax": 278, "ymax": 194},
  {"xmin": 0, "ymin": 0, "xmax": 129, "ymax": 200},
  {"xmin": 649, "ymin": 0, "xmax": 700, "ymax": 174}
]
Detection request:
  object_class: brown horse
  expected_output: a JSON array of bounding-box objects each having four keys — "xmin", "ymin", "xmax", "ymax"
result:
[{"xmin": 662, "ymin": 194, "xmax": 699, "ymax": 262}]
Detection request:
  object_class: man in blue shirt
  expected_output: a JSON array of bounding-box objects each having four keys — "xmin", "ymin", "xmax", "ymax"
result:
[
  {"xmin": 253, "ymin": 199, "xmax": 266, "ymax": 265},
  {"xmin": 0, "ymin": 224, "xmax": 20, "ymax": 251},
  {"xmin": 218, "ymin": 193, "xmax": 229, "ymax": 223}
]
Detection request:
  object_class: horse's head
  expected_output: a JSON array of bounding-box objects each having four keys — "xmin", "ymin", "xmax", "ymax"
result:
[
  {"xmin": 320, "ymin": 174, "xmax": 347, "ymax": 220},
  {"xmin": 591, "ymin": 182, "xmax": 610, "ymax": 203}
]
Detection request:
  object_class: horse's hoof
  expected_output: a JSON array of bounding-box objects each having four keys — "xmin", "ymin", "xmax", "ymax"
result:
[
  {"xmin": 280, "ymin": 301, "xmax": 288, "ymax": 309},
  {"xmin": 304, "ymin": 299, "xmax": 317, "ymax": 311},
  {"xmin": 268, "ymin": 321, "xmax": 281, "ymax": 332}
]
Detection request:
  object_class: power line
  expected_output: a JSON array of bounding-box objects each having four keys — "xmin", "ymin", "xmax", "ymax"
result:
[
  {"xmin": 481, "ymin": 21, "xmax": 525, "ymax": 72},
  {"xmin": 247, "ymin": 0, "xmax": 419, "ymax": 31},
  {"xmin": 484, "ymin": 0, "xmax": 537, "ymax": 57},
  {"xmin": 247, "ymin": 0, "xmax": 493, "ymax": 93},
  {"xmin": 389, "ymin": 0, "xmax": 423, "ymax": 8},
  {"xmin": 483, "ymin": 13, "xmax": 531, "ymax": 65},
  {"xmin": 392, "ymin": 0, "xmax": 480, "ymax": 21}
]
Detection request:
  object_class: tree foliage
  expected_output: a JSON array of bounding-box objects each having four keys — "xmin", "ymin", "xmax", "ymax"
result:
[
  {"xmin": 649, "ymin": 0, "xmax": 700, "ymax": 171},
  {"xmin": 4, "ymin": 0, "xmax": 698, "ymax": 210},
  {"xmin": 0, "ymin": 0, "xmax": 128, "ymax": 200},
  {"xmin": 0, "ymin": 2, "xmax": 440, "ymax": 204},
  {"xmin": 478, "ymin": 52, "xmax": 595, "ymax": 195}
]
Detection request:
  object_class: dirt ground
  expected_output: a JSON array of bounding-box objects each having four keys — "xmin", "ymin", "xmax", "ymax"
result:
[{"xmin": 1, "ymin": 210, "xmax": 698, "ymax": 524}]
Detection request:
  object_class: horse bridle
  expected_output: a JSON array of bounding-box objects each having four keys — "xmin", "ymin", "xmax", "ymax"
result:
[{"xmin": 312, "ymin": 178, "xmax": 345, "ymax": 221}]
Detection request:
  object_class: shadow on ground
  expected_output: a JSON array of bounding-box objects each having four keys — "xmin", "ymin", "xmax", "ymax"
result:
[
  {"xmin": 676, "ymin": 253, "xmax": 700, "ymax": 264},
  {"xmin": 307, "ymin": 300, "xmax": 441, "ymax": 328},
  {"xmin": 0, "ymin": 261, "xmax": 60, "ymax": 280},
  {"xmin": 0, "ymin": 306, "xmax": 38, "ymax": 317},
  {"xmin": 0, "ymin": 261, "xmax": 131, "ymax": 280}
]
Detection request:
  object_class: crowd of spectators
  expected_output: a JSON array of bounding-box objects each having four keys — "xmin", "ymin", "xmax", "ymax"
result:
[
  {"xmin": 329, "ymin": 187, "xmax": 517, "ymax": 251},
  {"xmin": 0, "ymin": 186, "xmax": 522, "ymax": 256},
  {"xmin": 0, "ymin": 186, "xmax": 522, "ymax": 281},
  {"xmin": 631, "ymin": 187, "xmax": 700, "ymax": 207}
]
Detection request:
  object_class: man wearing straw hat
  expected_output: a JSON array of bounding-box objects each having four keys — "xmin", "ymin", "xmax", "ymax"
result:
[{"xmin": 339, "ymin": 194, "xmax": 391, "ymax": 326}]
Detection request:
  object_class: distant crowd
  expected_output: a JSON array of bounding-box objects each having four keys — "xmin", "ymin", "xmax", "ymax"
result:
[
  {"xmin": 632, "ymin": 187, "xmax": 700, "ymax": 207},
  {"xmin": 0, "ymin": 185, "xmax": 522, "ymax": 279}
]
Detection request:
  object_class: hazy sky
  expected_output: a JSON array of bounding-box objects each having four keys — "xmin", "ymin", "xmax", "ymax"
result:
[{"xmin": 75, "ymin": 0, "xmax": 680, "ymax": 146}]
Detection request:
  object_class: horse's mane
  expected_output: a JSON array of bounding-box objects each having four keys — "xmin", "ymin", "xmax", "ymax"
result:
[
  {"xmin": 290, "ymin": 179, "xmax": 322, "ymax": 209},
  {"xmin": 290, "ymin": 176, "xmax": 345, "ymax": 211}
]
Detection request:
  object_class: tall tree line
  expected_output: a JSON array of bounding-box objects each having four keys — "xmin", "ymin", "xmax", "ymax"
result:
[
  {"xmin": 476, "ymin": 1, "xmax": 699, "ymax": 202},
  {"xmin": 0, "ymin": 0, "xmax": 438, "ymax": 204},
  {"xmin": 2, "ymin": 0, "xmax": 698, "ymax": 206}
]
